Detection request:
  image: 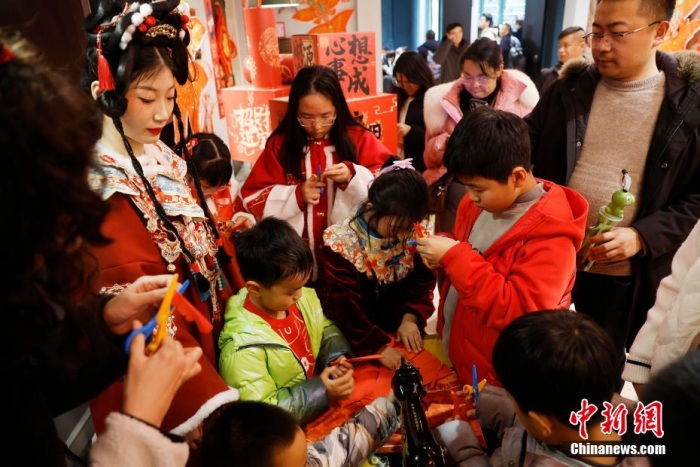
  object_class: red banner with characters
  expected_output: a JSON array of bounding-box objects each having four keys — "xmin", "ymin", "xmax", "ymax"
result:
[{"xmin": 291, "ymin": 32, "xmax": 377, "ymax": 99}]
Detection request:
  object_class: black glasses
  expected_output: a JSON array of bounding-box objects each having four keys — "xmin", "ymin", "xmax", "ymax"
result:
[{"xmin": 583, "ymin": 21, "xmax": 661, "ymax": 47}]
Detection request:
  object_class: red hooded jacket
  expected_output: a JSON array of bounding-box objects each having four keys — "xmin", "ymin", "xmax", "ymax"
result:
[{"xmin": 438, "ymin": 180, "xmax": 588, "ymax": 386}]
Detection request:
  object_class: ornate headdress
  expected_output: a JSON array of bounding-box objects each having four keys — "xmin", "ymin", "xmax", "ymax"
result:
[{"xmin": 87, "ymin": 0, "xmax": 192, "ymax": 91}]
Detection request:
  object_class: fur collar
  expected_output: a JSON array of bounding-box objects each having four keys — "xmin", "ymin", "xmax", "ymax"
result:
[
  {"xmin": 559, "ymin": 51, "xmax": 700, "ymax": 84},
  {"xmin": 558, "ymin": 57, "xmax": 590, "ymax": 81},
  {"xmin": 424, "ymin": 81, "xmax": 456, "ymax": 133},
  {"xmin": 677, "ymin": 50, "xmax": 700, "ymax": 84}
]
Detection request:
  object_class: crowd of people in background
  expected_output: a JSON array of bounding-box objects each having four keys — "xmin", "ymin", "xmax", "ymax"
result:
[{"xmin": 3, "ymin": 0, "xmax": 700, "ymax": 466}]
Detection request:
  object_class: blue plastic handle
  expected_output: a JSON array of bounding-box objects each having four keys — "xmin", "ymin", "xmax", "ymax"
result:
[
  {"xmin": 123, "ymin": 316, "xmax": 158, "ymax": 354},
  {"xmin": 123, "ymin": 280, "xmax": 190, "ymax": 354}
]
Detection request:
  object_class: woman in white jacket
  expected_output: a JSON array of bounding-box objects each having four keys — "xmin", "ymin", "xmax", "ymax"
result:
[{"xmin": 623, "ymin": 219, "xmax": 700, "ymax": 394}]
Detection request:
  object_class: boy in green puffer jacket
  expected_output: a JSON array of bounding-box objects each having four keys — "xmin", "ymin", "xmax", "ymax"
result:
[{"xmin": 219, "ymin": 217, "xmax": 355, "ymax": 424}]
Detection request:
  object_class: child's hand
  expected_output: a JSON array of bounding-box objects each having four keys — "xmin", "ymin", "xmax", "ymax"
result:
[
  {"xmin": 415, "ymin": 236, "xmax": 459, "ymax": 269},
  {"xmin": 397, "ymin": 314, "xmax": 422, "ymax": 353},
  {"xmin": 229, "ymin": 216, "xmax": 254, "ymax": 233},
  {"xmin": 329, "ymin": 356, "xmax": 354, "ymax": 379},
  {"xmin": 302, "ymin": 175, "xmax": 326, "ymax": 205},
  {"xmin": 320, "ymin": 366, "xmax": 354, "ymax": 401},
  {"xmin": 322, "ymin": 163, "xmax": 352, "ymax": 184},
  {"xmin": 379, "ymin": 346, "xmax": 405, "ymax": 370}
]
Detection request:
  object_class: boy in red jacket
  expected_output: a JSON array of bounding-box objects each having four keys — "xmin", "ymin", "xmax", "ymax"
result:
[{"xmin": 417, "ymin": 107, "xmax": 588, "ymax": 387}]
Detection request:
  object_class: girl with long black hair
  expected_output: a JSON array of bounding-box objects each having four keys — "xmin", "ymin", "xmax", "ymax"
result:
[{"xmin": 239, "ymin": 65, "xmax": 392, "ymax": 284}]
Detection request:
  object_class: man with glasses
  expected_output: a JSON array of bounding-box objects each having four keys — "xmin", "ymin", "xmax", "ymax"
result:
[{"xmin": 526, "ymin": 0, "xmax": 700, "ymax": 380}]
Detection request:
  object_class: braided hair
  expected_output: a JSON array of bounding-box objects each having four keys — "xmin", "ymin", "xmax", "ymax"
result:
[
  {"xmin": 82, "ymin": 0, "xmax": 230, "ymax": 266},
  {"xmin": 174, "ymin": 105, "xmax": 231, "ymax": 265}
]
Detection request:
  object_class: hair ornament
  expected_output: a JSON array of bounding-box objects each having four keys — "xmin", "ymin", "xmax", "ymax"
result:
[
  {"xmin": 379, "ymin": 158, "xmax": 415, "ymax": 175},
  {"xmin": 185, "ymin": 136, "xmax": 199, "ymax": 153},
  {"xmin": 116, "ymin": 1, "xmax": 190, "ymax": 50},
  {"xmin": 177, "ymin": 1, "xmax": 190, "ymax": 15},
  {"xmin": 145, "ymin": 23, "xmax": 178, "ymax": 39},
  {"xmin": 0, "ymin": 44, "xmax": 15, "ymax": 65},
  {"xmin": 139, "ymin": 3, "xmax": 154, "ymax": 16}
]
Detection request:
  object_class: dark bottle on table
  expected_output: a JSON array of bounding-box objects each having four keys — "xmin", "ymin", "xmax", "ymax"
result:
[{"xmin": 392, "ymin": 362, "xmax": 446, "ymax": 467}]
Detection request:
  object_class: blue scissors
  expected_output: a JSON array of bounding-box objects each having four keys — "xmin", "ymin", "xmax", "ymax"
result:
[{"xmin": 123, "ymin": 279, "xmax": 190, "ymax": 354}]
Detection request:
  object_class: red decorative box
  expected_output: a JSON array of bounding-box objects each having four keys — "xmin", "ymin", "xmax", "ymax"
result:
[
  {"xmin": 291, "ymin": 32, "xmax": 377, "ymax": 99},
  {"xmin": 222, "ymin": 85, "xmax": 290, "ymax": 164},
  {"xmin": 269, "ymin": 92, "xmax": 398, "ymax": 154}
]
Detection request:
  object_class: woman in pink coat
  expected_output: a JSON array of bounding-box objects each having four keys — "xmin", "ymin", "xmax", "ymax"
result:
[{"xmin": 423, "ymin": 37, "xmax": 539, "ymax": 233}]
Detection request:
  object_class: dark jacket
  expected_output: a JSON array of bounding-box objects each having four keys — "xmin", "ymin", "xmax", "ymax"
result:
[
  {"xmin": 527, "ymin": 51, "xmax": 700, "ymax": 338},
  {"xmin": 434, "ymin": 39, "xmax": 470, "ymax": 83},
  {"xmin": 499, "ymin": 34, "xmax": 523, "ymax": 70},
  {"xmin": 417, "ymin": 39, "xmax": 440, "ymax": 60},
  {"xmin": 2, "ymin": 279, "xmax": 126, "ymax": 466},
  {"xmin": 320, "ymin": 245, "xmax": 436, "ymax": 357},
  {"xmin": 399, "ymin": 90, "xmax": 428, "ymax": 172},
  {"xmin": 536, "ymin": 62, "xmax": 562, "ymax": 96}
]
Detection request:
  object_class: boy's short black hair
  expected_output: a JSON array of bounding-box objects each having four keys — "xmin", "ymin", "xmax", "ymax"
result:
[
  {"xmin": 234, "ymin": 217, "xmax": 313, "ymax": 287},
  {"xmin": 443, "ymin": 107, "xmax": 531, "ymax": 183},
  {"xmin": 481, "ymin": 13, "xmax": 494, "ymax": 26},
  {"xmin": 493, "ymin": 311, "xmax": 621, "ymax": 425},
  {"xmin": 201, "ymin": 400, "xmax": 300, "ymax": 467}
]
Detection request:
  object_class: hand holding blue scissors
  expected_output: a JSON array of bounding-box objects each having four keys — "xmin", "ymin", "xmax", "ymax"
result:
[{"xmin": 124, "ymin": 279, "xmax": 190, "ymax": 354}]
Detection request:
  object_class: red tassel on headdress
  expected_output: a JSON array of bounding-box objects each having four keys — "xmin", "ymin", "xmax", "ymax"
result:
[
  {"xmin": 96, "ymin": 32, "xmax": 115, "ymax": 91},
  {"xmin": 0, "ymin": 44, "xmax": 15, "ymax": 65}
]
